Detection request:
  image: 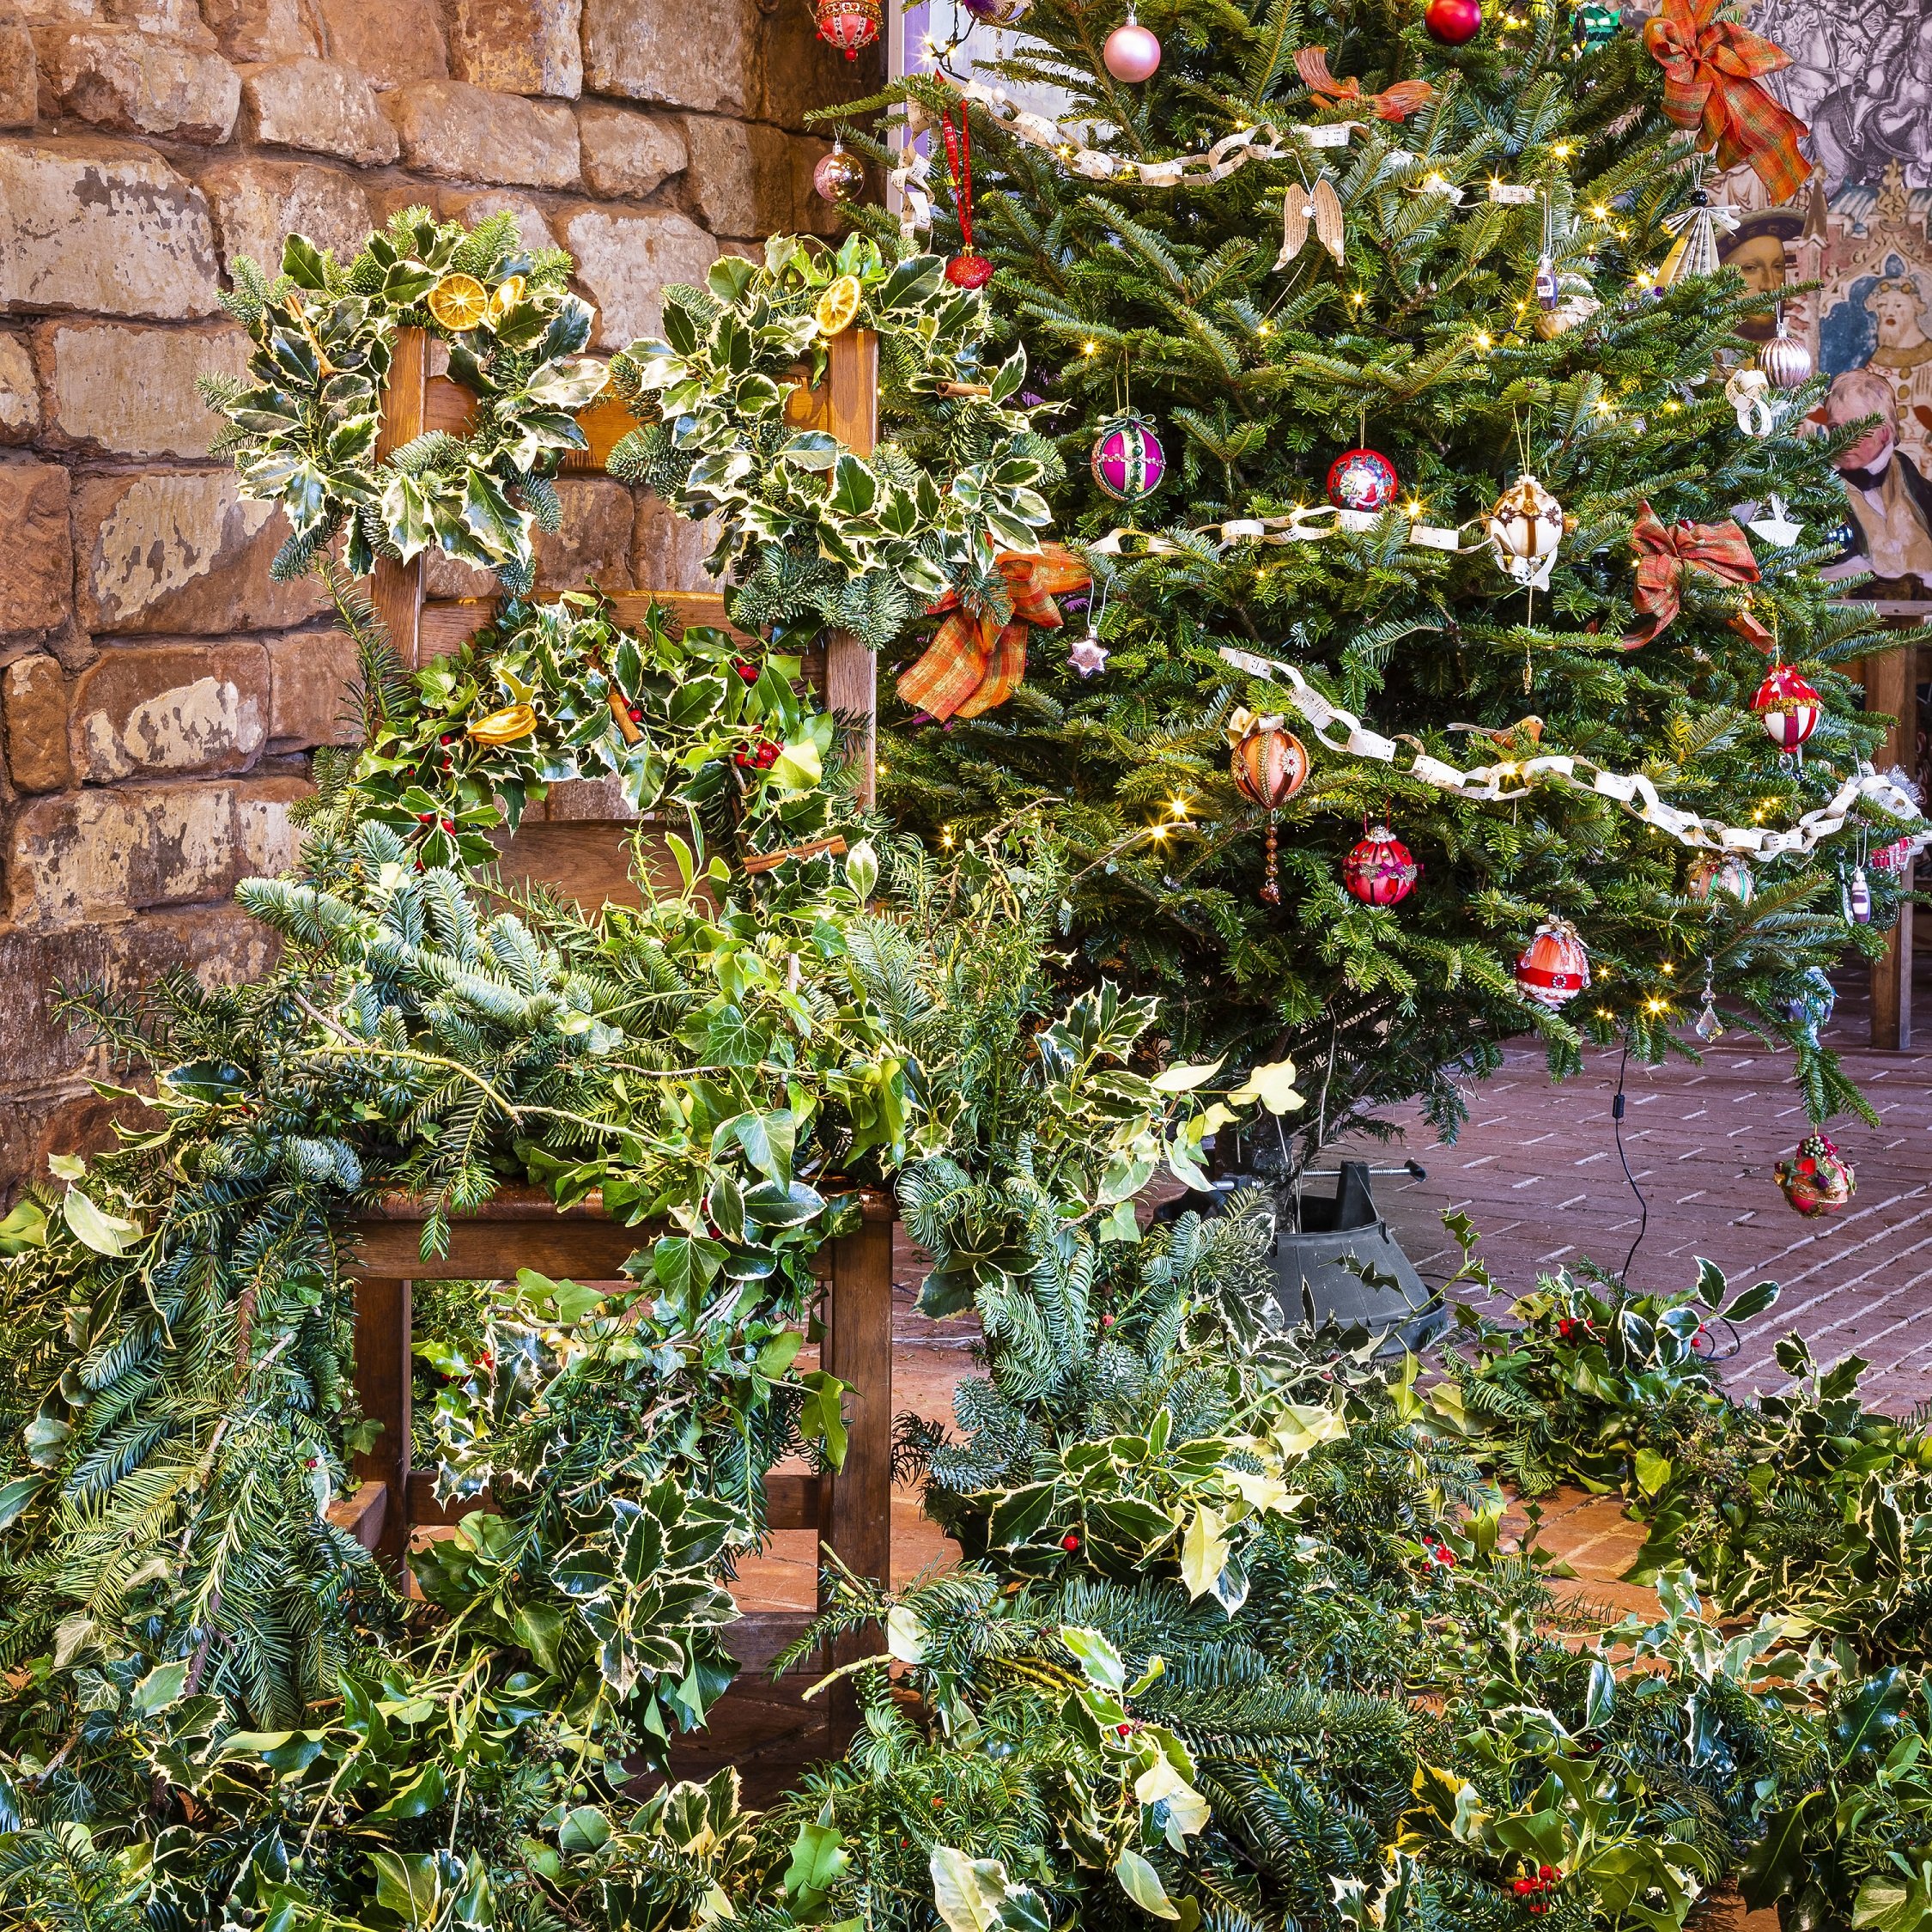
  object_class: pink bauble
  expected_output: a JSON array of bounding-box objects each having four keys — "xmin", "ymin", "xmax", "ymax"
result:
[
  {"xmin": 813, "ymin": 145, "xmax": 866, "ymax": 205},
  {"xmin": 1103, "ymin": 16, "xmax": 1162, "ymax": 82},
  {"xmin": 1424, "ymin": 0, "xmax": 1483, "ymax": 44}
]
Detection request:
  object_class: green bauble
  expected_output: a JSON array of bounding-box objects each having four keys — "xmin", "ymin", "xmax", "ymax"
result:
[{"xmin": 1574, "ymin": 2, "xmax": 1619, "ymax": 47}]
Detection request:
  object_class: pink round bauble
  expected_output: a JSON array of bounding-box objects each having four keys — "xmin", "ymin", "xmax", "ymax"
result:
[
  {"xmin": 813, "ymin": 145, "xmax": 866, "ymax": 205},
  {"xmin": 1103, "ymin": 14, "xmax": 1162, "ymax": 82},
  {"xmin": 1424, "ymin": 0, "xmax": 1483, "ymax": 44}
]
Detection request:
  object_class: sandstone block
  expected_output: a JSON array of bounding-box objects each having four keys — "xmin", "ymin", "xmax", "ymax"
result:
[
  {"xmin": 201, "ymin": 0, "xmax": 316, "ymax": 58},
  {"xmin": 562, "ymin": 207, "xmax": 716, "ymax": 349},
  {"xmin": 199, "ymin": 157, "xmax": 374, "ymax": 282},
  {"xmin": 683, "ymin": 112, "xmax": 805, "ymax": 240},
  {"xmin": 0, "ymin": 9, "xmax": 35, "ymax": 127},
  {"xmin": 538, "ymin": 477, "xmax": 634, "ymax": 589},
  {"xmin": 72, "ymin": 641, "xmax": 270, "ymax": 781},
  {"xmin": 0, "ymin": 458, "xmax": 72, "ymax": 635},
  {"xmin": 579, "ymin": 101, "xmax": 685, "ymax": 198},
  {"xmin": 42, "ymin": 320, "xmax": 248, "ymax": 458},
  {"xmin": 0, "ymin": 331, "xmax": 39, "ymax": 440},
  {"xmin": 750, "ymin": 0, "xmax": 878, "ymax": 128},
  {"xmin": 444, "ymin": 188, "xmax": 554, "ymax": 254},
  {"xmin": 3, "ymin": 653, "xmax": 70, "ymax": 790},
  {"xmin": 583, "ymin": 0, "xmax": 745, "ymax": 113},
  {"xmin": 382, "ymin": 80, "xmax": 580, "ymax": 188},
  {"xmin": 265, "ymin": 625, "xmax": 360, "ymax": 748},
  {"xmin": 9, "ymin": 781, "xmax": 238, "ymax": 928},
  {"xmin": 242, "ymin": 57, "xmax": 398, "ymax": 162},
  {"xmin": 444, "ymin": 0, "xmax": 580, "ymax": 98},
  {"xmin": 0, "ymin": 141, "xmax": 222, "ymax": 318},
  {"xmin": 632, "ymin": 490, "xmax": 719, "ymax": 594},
  {"xmin": 312, "ymin": 0, "xmax": 446, "ymax": 81},
  {"xmin": 103, "ymin": 0, "xmax": 214, "ymax": 46},
  {"xmin": 73, "ymin": 471, "xmax": 326, "ymax": 636},
  {"xmin": 35, "ymin": 27, "xmax": 241, "ymax": 143},
  {"xmin": 235, "ymin": 772, "xmax": 312, "ymax": 876}
]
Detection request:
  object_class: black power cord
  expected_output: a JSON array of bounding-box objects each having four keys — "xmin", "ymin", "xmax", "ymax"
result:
[{"xmin": 1612, "ymin": 1042, "xmax": 1649, "ymax": 1284}]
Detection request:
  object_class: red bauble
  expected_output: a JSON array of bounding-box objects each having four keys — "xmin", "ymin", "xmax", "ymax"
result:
[
  {"xmin": 945, "ymin": 252, "xmax": 995, "ymax": 289},
  {"xmin": 1424, "ymin": 0, "xmax": 1483, "ymax": 43},
  {"xmin": 1752, "ymin": 663, "xmax": 1821, "ymax": 750},
  {"xmin": 814, "ymin": 0, "xmax": 881, "ymax": 57},
  {"xmin": 1326, "ymin": 447, "xmax": 1400, "ymax": 513},
  {"xmin": 1515, "ymin": 918, "xmax": 1590, "ymax": 1010},
  {"xmin": 1343, "ymin": 825, "xmax": 1420, "ymax": 907},
  {"xmin": 1776, "ymin": 1133, "xmax": 1855, "ymax": 1217}
]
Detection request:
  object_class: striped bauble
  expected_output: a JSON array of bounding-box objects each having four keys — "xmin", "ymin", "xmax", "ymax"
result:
[{"xmin": 1091, "ymin": 412, "xmax": 1166, "ymax": 504}]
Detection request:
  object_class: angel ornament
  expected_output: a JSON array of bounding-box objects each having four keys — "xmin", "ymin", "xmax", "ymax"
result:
[
  {"xmin": 1277, "ymin": 171, "xmax": 1346, "ymax": 269},
  {"xmin": 1658, "ymin": 165, "xmax": 1740, "ymax": 289}
]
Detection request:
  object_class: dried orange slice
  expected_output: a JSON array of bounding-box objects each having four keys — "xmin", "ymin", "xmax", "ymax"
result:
[
  {"xmin": 489, "ymin": 274, "xmax": 526, "ymax": 323},
  {"xmin": 467, "ymin": 702, "xmax": 539, "ymax": 746},
  {"xmin": 426, "ymin": 272, "xmax": 491, "ymax": 332},
  {"xmin": 813, "ymin": 274, "xmax": 862, "ymax": 337}
]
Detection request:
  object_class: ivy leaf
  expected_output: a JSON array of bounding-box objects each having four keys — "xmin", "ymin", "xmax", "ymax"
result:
[
  {"xmin": 786, "ymin": 1821, "xmax": 848, "ymax": 1902},
  {"xmin": 1228, "ymin": 1058, "xmax": 1304, "ymax": 1115},
  {"xmin": 1151, "ymin": 1058, "xmax": 1224, "ymax": 1094},
  {"xmin": 931, "ymin": 1848, "xmax": 1046, "ymax": 1932}
]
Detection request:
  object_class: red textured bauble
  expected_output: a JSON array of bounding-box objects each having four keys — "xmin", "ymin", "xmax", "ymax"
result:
[
  {"xmin": 813, "ymin": 0, "xmax": 881, "ymax": 57},
  {"xmin": 1424, "ymin": 0, "xmax": 1483, "ymax": 44},
  {"xmin": 1752, "ymin": 663, "xmax": 1822, "ymax": 750},
  {"xmin": 1343, "ymin": 825, "xmax": 1420, "ymax": 907},
  {"xmin": 945, "ymin": 252, "xmax": 996, "ymax": 290},
  {"xmin": 1326, "ymin": 447, "xmax": 1400, "ymax": 513},
  {"xmin": 1514, "ymin": 918, "xmax": 1590, "ymax": 1010}
]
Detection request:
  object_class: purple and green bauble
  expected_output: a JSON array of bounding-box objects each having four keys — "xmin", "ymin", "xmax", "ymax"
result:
[{"xmin": 1091, "ymin": 412, "xmax": 1166, "ymax": 503}]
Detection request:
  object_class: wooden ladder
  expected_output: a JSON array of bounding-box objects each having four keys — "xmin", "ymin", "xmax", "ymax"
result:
[{"xmin": 331, "ymin": 329, "xmax": 898, "ymax": 1684}]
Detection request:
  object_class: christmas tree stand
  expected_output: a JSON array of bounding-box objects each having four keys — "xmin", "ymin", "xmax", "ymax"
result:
[{"xmin": 1275, "ymin": 1162, "xmax": 1446, "ymax": 1354}]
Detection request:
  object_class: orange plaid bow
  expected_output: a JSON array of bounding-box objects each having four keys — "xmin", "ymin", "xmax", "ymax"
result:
[
  {"xmin": 1624, "ymin": 501, "xmax": 1772, "ymax": 649},
  {"xmin": 1644, "ymin": 0, "xmax": 1811, "ymax": 207},
  {"xmin": 1294, "ymin": 46, "xmax": 1434, "ymax": 123},
  {"xmin": 896, "ymin": 545, "xmax": 1092, "ymax": 722}
]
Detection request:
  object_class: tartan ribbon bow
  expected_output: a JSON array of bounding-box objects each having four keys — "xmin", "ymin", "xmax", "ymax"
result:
[
  {"xmin": 1643, "ymin": 0, "xmax": 1812, "ymax": 206},
  {"xmin": 896, "ymin": 544, "xmax": 1092, "ymax": 722},
  {"xmin": 1624, "ymin": 501, "xmax": 1771, "ymax": 649},
  {"xmin": 1294, "ymin": 46, "xmax": 1435, "ymax": 123}
]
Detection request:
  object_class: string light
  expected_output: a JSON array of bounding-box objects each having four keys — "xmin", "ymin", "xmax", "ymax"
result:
[
  {"xmin": 1170, "ymin": 796, "xmax": 1193, "ymax": 818},
  {"xmin": 1083, "ymin": 339, "xmax": 1099, "ymax": 355}
]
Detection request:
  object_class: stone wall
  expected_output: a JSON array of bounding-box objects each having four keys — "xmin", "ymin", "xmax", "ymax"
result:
[{"xmin": 0, "ymin": 0, "xmax": 878, "ymax": 1196}]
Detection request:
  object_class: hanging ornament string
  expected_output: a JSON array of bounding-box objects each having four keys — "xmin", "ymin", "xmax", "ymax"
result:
[
  {"xmin": 938, "ymin": 106, "xmax": 995, "ymax": 289},
  {"xmin": 1217, "ymin": 643, "xmax": 1930, "ymax": 864}
]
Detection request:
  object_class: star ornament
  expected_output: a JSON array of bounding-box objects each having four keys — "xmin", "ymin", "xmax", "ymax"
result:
[{"xmin": 1748, "ymin": 493, "xmax": 1804, "ymax": 548}]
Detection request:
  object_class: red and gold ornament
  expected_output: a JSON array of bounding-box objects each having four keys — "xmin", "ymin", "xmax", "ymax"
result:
[
  {"xmin": 1752, "ymin": 661, "xmax": 1821, "ymax": 751},
  {"xmin": 1775, "ymin": 1132, "xmax": 1854, "ymax": 1217},
  {"xmin": 1228, "ymin": 708, "xmax": 1310, "ymax": 907},
  {"xmin": 1343, "ymin": 823, "xmax": 1420, "ymax": 906},
  {"xmin": 813, "ymin": 0, "xmax": 881, "ymax": 58},
  {"xmin": 937, "ymin": 106, "xmax": 994, "ymax": 289},
  {"xmin": 1515, "ymin": 918, "xmax": 1590, "ymax": 1010}
]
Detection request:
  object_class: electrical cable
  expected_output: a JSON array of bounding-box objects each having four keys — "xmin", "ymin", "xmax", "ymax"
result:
[{"xmin": 1612, "ymin": 1042, "xmax": 1649, "ymax": 1284}]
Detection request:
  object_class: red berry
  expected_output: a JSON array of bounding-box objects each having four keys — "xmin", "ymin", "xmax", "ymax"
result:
[
  {"xmin": 1061, "ymin": 1533, "xmax": 1081, "ymax": 1552},
  {"xmin": 1115, "ymin": 1722, "xmax": 1132, "ymax": 1737},
  {"xmin": 1099, "ymin": 1314, "xmax": 1114, "ymax": 1327},
  {"xmin": 417, "ymin": 811, "xmax": 435, "ymax": 824},
  {"xmin": 628, "ymin": 706, "xmax": 643, "ymax": 722},
  {"xmin": 305, "ymin": 1457, "xmax": 319, "ymax": 1469},
  {"xmin": 1539, "ymin": 1867, "xmax": 1558, "ymax": 1882},
  {"xmin": 1514, "ymin": 1880, "xmax": 1534, "ymax": 1896},
  {"xmin": 732, "ymin": 658, "xmax": 760, "ymax": 684},
  {"xmin": 440, "ymin": 817, "xmax": 456, "ymax": 833},
  {"xmin": 439, "ymin": 733, "xmax": 453, "ymax": 745}
]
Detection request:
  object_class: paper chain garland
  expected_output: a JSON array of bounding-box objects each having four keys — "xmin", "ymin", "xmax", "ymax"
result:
[
  {"xmin": 1218, "ymin": 644, "xmax": 1931, "ymax": 864},
  {"xmin": 1091, "ymin": 502, "xmax": 1484, "ymax": 559}
]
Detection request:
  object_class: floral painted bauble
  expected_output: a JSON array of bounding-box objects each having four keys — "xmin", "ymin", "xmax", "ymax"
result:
[
  {"xmin": 1485, "ymin": 472, "xmax": 1568, "ymax": 590},
  {"xmin": 1573, "ymin": 2, "xmax": 1619, "ymax": 46},
  {"xmin": 1759, "ymin": 316, "xmax": 1814, "ymax": 392},
  {"xmin": 964, "ymin": 0, "xmax": 1032, "ymax": 18},
  {"xmin": 1343, "ymin": 825, "xmax": 1420, "ymax": 906},
  {"xmin": 1686, "ymin": 852, "xmax": 1754, "ymax": 905},
  {"xmin": 1091, "ymin": 412, "xmax": 1167, "ymax": 503},
  {"xmin": 1425, "ymin": 0, "xmax": 1483, "ymax": 44},
  {"xmin": 1776, "ymin": 1133, "xmax": 1855, "ymax": 1217},
  {"xmin": 1103, "ymin": 9, "xmax": 1163, "ymax": 80},
  {"xmin": 1326, "ymin": 446, "xmax": 1399, "ymax": 513},
  {"xmin": 1752, "ymin": 663, "xmax": 1822, "ymax": 750},
  {"xmin": 945, "ymin": 252, "xmax": 996, "ymax": 289},
  {"xmin": 1515, "ymin": 918, "xmax": 1590, "ymax": 1010},
  {"xmin": 812, "ymin": 143, "xmax": 866, "ymax": 204},
  {"xmin": 814, "ymin": 0, "xmax": 880, "ymax": 57}
]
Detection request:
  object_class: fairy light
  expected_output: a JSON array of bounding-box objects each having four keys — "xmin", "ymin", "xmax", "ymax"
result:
[
  {"xmin": 1552, "ymin": 142, "xmax": 1574, "ymax": 158},
  {"xmin": 1170, "ymin": 796, "xmax": 1193, "ymax": 818},
  {"xmin": 1663, "ymin": 398, "xmax": 1681, "ymax": 412},
  {"xmin": 1659, "ymin": 962, "xmax": 1674, "ymax": 975},
  {"xmin": 1474, "ymin": 330, "xmax": 1493, "ymax": 349},
  {"xmin": 1589, "ymin": 204, "xmax": 1609, "ymax": 222},
  {"xmin": 1351, "ymin": 290, "xmax": 1367, "ymax": 308},
  {"xmin": 941, "ymin": 826, "xmax": 956, "ymax": 848},
  {"xmin": 1403, "ymin": 498, "xmax": 1427, "ymax": 519},
  {"xmin": 1083, "ymin": 339, "xmax": 1099, "ymax": 355},
  {"xmin": 1258, "ymin": 320, "xmax": 1273, "ymax": 337},
  {"xmin": 1646, "ymin": 997, "xmax": 1668, "ymax": 1014}
]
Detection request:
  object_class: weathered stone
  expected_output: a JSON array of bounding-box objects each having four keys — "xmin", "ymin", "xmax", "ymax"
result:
[
  {"xmin": 381, "ymin": 80, "xmax": 580, "ymax": 188},
  {"xmin": 9, "ymin": 781, "xmax": 240, "ymax": 928},
  {"xmin": 201, "ymin": 0, "xmax": 316, "ymax": 58},
  {"xmin": 540, "ymin": 478, "xmax": 635, "ymax": 588},
  {"xmin": 583, "ymin": 0, "xmax": 745, "ymax": 113},
  {"xmin": 73, "ymin": 471, "xmax": 326, "ymax": 636},
  {"xmin": 444, "ymin": 188, "xmax": 554, "ymax": 254},
  {"xmin": 0, "ymin": 458, "xmax": 72, "ymax": 635},
  {"xmin": 103, "ymin": 0, "xmax": 214, "ymax": 46},
  {"xmin": 0, "ymin": 140, "xmax": 222, "ymax": 319},
  {"xmin": 443, "ymin": 0, "xmax": 580, "ymax": 98},
  {"xmin": 542, "ymin": 773, "xmax": 636, "ymax": 821},
  {"xmin": 72, "ymin": 641, "xmax": 270, "ymax": 781},
  {"xmin": 34, "ymin": 27, "xmax": 241, "ymax": 143},
  {"xmin": 0, "ymin": 331, "xmax": 39, "ymax": 440},
  {"xmin": 0, "ymin": 9, "xmax": 36, "ymax": 127},
  {"xmin": 42, "ymin": 320, "xmax": 248, "ymax": 458},
  {"xmin": 312, "ymin": 0, "xmax": 445, "ymax": 81},
  {"xmin": 579, "ymin": 102, "xmax": 685, "ymax": 198},
  {"xmin": 234, "ymin": 773, "xmax": 312, "ymax": 876},
  {"xmin": 632, "ymin": 490, "xmax": 719, "ymax": 593},
  {"xmin": 3, "ymin": 653, "xmax": 70, "ymax": 790},
  {"xmin": 264, "ymin": 626, "xmax": 360, "ymax": 748},
  {"xmin": 561, "ymin": 207, "xmax": 716, "ymax": 349},
  {"xmin": 750, "ymin": 0, "xmax": 879, "ymax": 128},
  {"xmin": 683, "ymin": 113, "xmax": 805, "ymax": 240},
  {"xmin": 242, "ymin": 58, "xmax": 399, "ymax": 162},
  {"xmin": 199, "ymin": 158, "xmax": 374, "ymax": 281},
  {"xmin": 3, "ymin": 1091, "xmax": 149, "ymax": 1194}
]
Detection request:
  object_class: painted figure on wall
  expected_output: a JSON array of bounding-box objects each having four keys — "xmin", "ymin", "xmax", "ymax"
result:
[{"xmin": 1819, "ymin": 366, "xmax": 1932, "ymax": 598}]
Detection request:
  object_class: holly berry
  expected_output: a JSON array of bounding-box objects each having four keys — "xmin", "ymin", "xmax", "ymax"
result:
[
  {"xmin": 440, "ymin": 817, "xmax": 456, "ymax": 833},
  {"xmin": 1061, "ymin": 1532, "xmax": 1081, "ymax": 1552},
  {"xmin": 305, "ymin": 1457, "xmax": 319, "ymax": 1469},
  {"xmin": 439, "ymin": 733, "xmax": 453, "ymax": 745},
  {"xmin": 1115, "ymin": 1722, "xmax": 1133, "ymax": 1737},
  {"xmin": 628, "ymin": 705, "xmax": 643, "ymax": 723},
  {"xmin": 416, "ymin": 811, "xmax": 436, "ymax": 824},
  {"xmin": 732, "ymin": 658, "xmax": 761, "ymax": 684},
  {"xmin": 734, "ymin": 738, "xmax": 782, "ymax": 771}
]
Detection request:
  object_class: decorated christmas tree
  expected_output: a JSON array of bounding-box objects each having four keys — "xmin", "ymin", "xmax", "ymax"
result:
[{"xmin": 857, "ymin": 0, "xmax": 1927, "ymax": 1159}]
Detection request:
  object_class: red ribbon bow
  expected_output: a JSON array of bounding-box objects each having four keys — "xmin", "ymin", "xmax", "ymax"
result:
[
  {"xmin": 896, "ymin": 545, "xmax": 1092, "ymax": 722},
  {"xmin": 1625, "ymin": 501, "xmax": 1771, "ymax": 649},
  {"xmin": 1294, "ymin": 47, "xmax": 1435, "ymax": 124},
  {"xmin": 1643, "ymin": 0, "xmax": 1812, "ymax": 206}
]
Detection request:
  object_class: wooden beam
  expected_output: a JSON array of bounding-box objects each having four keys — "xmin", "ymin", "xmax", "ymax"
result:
[
  {"xmin": 1865, "ymin": 644, "xmax": 1917, "ymax": 1051},
  {"xmin": 352, "ymin": 1279, "xmax": 412, "ymax": 1566},
  {"xmin": 822, "ymin": 330, "xmax": 881, "ymax": 810},
  {"xmin": 762, "ymin": 1472, "xmax": 823, "ymax": 1532},
  {"xmin": 371, "ymin": 325, "xmax": 429, "ymax": 665},
  {"xmin": 325, "ymin": 1479, "xmax": 388, "ymax": 1552}
]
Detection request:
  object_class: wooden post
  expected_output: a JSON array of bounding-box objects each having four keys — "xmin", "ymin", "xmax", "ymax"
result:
[
  {"xmin": 371, "ymin": 325, "xmax": 429, "ymax": 665},
  {"xmin": 351, "ymin": 1276, "xmax": 410, "ymax": 1564},
  {"xmin": 1866, "ymin": 643, "xmax": 1917, "ymax": 1050},
  {"xmin": 819, "ymin": 331, "xmax": 881, "ymax": 810}
]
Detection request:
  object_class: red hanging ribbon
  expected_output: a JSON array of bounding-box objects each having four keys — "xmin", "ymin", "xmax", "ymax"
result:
[
  {"xmin": 1624, "ymin": 501, "xmax": 1772, "ymax": 649},
  {"xmin": 1294, "ymin": 46, "xmax": 1434, "ymax": 123},
  {"xmin": 939, "ymin": 106, "xmax": 977, "ymax": 257},
  {"xmin": 1643, "ymin": 0, "xmax": 1812, "ymax": 207}
]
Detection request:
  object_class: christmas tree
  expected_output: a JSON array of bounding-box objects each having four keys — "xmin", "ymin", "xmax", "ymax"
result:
[{"xmin": 856, "ymin": 0, "xmax": 1923, "ymax": 1157}]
